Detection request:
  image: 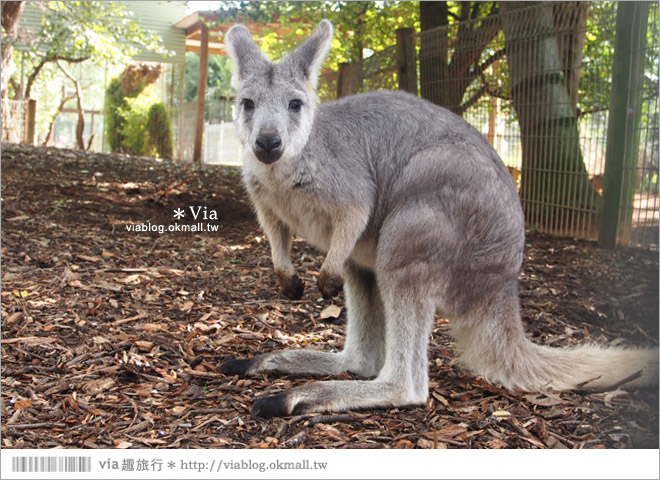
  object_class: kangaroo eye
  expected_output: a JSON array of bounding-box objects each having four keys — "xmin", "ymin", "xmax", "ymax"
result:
[
  {"xmin": 288, "ymin": 99, "xmax": 303, "ymax": 112},
  {"xmin": 241, "ymin": 99, "xmax": 255, "ymax": 111}
]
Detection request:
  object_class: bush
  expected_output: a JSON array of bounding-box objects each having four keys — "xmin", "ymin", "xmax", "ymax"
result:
[
  {"xmin": 104, "ymin": 78, "xmax": 124, "ymax": 153},
  {"xmin": 147, "ymin": 103, "xmax": 173, "ymax": 160},
  {"xmin": 104, "ymin": 63, "xmax": 172, "ymax": 158},
  {"xmin": 117, "ymin": 94, "xmax": 151, "ymax": 156}
]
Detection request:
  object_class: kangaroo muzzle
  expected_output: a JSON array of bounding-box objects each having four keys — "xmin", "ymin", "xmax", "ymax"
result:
[{"xmin": 254, "ymin": 133, "xmax": 283, "ymax": 164}]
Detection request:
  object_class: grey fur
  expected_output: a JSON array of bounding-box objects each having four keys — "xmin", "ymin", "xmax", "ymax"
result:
[{"xmin": 222, "ymin": 21, "xmax": 659, "ymax": 418}]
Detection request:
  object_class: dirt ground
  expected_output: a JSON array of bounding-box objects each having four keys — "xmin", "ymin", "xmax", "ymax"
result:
[{"xmin": 1, "ymin": 143, "xmax": 658, "ymax": 449}]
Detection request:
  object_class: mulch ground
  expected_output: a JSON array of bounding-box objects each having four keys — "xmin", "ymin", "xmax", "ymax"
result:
[{"xmin": 1, "ymin": 143, "xmax": 658, "ymax": 449}]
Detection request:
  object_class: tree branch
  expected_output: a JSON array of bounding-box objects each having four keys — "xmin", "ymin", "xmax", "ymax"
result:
[
  {"xmin": 56, "ymin": 59, "xmax": 86, "ymax": 150},
  {"xmin": 25, "ymin": 55, "xmax": 89, "ymax": 98},
  {"xmin": 471, "ymin": 48, "xmax": 506, "ymax": 80},
  {"xmin": 458, "ymin": 84, "xmax": 488, "ymax": 115},
  {"xmin": 43, "ymin": 88, "xmax": 76, "ymax": 146}
]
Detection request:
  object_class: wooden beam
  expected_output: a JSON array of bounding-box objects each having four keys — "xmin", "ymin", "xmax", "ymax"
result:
[{"xmin": 193, "ymin": 21, "xmax": 209, "ymax": 163}]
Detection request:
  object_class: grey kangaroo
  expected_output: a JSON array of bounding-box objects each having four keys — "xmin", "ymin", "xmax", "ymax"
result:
[{"xmin": 220, "ymin": 20, "xmax": 658, "ymax": 418}]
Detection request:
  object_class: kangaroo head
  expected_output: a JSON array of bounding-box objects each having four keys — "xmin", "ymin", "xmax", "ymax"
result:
[{"xmin": 225, "ymin": 20, "xmax": 333, "ymax": 165}]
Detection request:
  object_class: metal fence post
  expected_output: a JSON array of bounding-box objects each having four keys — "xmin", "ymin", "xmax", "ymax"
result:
[
  {"xmin": 598, "ymin": 2, "xmax": 650, "ymax": 248},
  {"xmin": 396, "ymin": 28, "xmax": 417, "ymax": 95}
]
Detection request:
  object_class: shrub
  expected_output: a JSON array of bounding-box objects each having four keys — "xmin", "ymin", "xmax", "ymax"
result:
[
  {"xmin": 147, "ymin": 103, "xmax": 173, "ymax": 160},
  {"xmin": 104, "ymin": 78, "xmax": 124, "ymax": 153},
  {"xmin": 104, "ymin": 63, "xmax": 170, "ymax": 157}
]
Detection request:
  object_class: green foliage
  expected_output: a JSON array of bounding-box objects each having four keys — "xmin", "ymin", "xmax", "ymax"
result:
[
  {"xmin": 104, "ymin": 78, "xmax": 124, "ymax": 153},
  {"xmin": 217, "ymin": 2, "xmax": 419, "ymax": 64},
  {"xmin": 212, "ymin": 1, "xmax": 418, "ymax": 101},
  {"xmin": 108, "ymin": 83, "xmax": 173, "ymax": 159},
  {"xmin": 638, "ymin": 172, "xmax": 659, "ymax": 194},
  {"xmin": 146, "ymin": 103, "xmax": 174, "ymax": 160},
  {"xmin": 184, "ymin": 52, "xmax": 234, "ymax": 102},
  {"xmin": 117, "ymin": 87, "xmax": 157, "ymax": 156},
  {"xmin": 32, "ymin": 1, "xmax": 172, "ymax": 65}
]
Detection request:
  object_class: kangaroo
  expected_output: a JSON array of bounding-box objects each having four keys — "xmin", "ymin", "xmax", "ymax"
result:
[{"xmin": 220, "ymin": 20, "xmax": 658, "ymax": 418}]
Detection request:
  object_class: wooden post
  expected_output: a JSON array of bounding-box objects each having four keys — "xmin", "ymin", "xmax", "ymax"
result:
[
  {"xmin": 25, "ymin": 99, "xmax": 36, "ymax": 145},
  {"xmin": 192, "ymin": 21, "xmax": 209, "ymax": 164},
  {"xmin": 598, "ymin": 2, "xmax": 650, "ymax": 248},
  {"xmin": 336, "ymin": 62, "xmax": 361, "ymax": 99},
  {"xmin": 336, "ymin": 62, "xmax": 349, "ymax": 99},
  {"xmin": 396, "ymin": 27, "xmax": 417, "ymax": 95},
  {"xmin": 178, "ymin": 62, "xmax": 185, "ymax": 162}
]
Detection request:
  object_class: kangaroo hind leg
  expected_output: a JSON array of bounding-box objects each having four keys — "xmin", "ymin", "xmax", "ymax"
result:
[
  {"xmin": 251, "ymin": 282, "xmax": 435, "ymax": 417},
  {"xmin": 220, "ymin": 261, "xmax": 386, "ymax": 379}
]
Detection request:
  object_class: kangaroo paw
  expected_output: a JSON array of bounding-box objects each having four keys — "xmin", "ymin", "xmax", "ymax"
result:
[
  {"xmin": 220, "ymin": 357, "xmax": 259, "ymax": 376},
  {"xmin": 277, "ymin": 272, "xmax": 304, "ymax": 300},
  {"xmin": 318, "ymin": 270, "xmax": 343, "ymax": 299},
  {"xmin": 252, "ymin": 391, "xmax": 312, "ymax": 418}
]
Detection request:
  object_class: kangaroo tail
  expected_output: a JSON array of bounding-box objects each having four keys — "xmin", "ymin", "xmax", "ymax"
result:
[{"xmin": 452, "ymin": 286, "xmax": 659, "ymax": 391}]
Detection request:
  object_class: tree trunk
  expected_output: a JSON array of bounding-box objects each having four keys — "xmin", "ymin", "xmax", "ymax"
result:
[
  {"xmin": 419, "ymin": 2, "xmax": 450, "ymax": 107},
  {"xmin": 419, "ymin": 2, "xmax": 501, "ymax": 113},
  {"xmin": 501, "ymin": 2, "xmax": 600, "ymax": 229},
  {"xmin": 552, "ymin": 2, "xmax": 590, "ymax": 115},
  {"xmin": 1, "ymin": 1, "xmax": 24, "ymax": 100}
]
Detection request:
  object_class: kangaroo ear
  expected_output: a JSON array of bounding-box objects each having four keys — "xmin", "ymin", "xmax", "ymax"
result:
[
  {"xmin": 280, "ymin": 20, "xmax": 333, "ymax": 91},
  {"xmin": 224, "ymin": 24, "xmax": 271, "ymax": 88}
]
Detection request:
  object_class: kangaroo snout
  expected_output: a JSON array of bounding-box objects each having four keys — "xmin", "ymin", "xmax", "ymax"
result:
[{"xmin": 254, "ymin": 133, "xmax": 283, "ymax": 164}]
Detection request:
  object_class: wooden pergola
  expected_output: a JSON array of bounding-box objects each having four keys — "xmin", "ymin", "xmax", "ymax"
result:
[{"xmin": 174, "ymin": 11, "xmax": 289, "ymax": 163}]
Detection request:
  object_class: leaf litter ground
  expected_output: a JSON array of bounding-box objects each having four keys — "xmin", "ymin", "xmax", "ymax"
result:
[{"xmin": 1, "ymin": 144, "xmax": 658, "ymax": 449}]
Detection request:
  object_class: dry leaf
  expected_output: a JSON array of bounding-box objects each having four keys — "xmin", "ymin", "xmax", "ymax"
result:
[
  {"xmin": 1, "ymin": 336, "xmax": 56, "ymax": 346},
  {"xmin": 14, "ymin": 399, "xmax": 32, "ymax": 409},
  {"xmin": 432, "ymin": 391, "xmax": 449, "ymax": 406},
  {"xmin": 172, "ymin": 405, "xmax": 187, "ymax": 416},
  {"xmin": 5, "ymin": 312, "xmax": 22, "ymax": 326},
  {"xmin": 486, "ymin": 438, "xmax": 508, "ymax": 449},
  {"xmin": 83, "ymin": 378, "xmax": 115, "ymax": 395},
  {"xmin": 524, "ymin": 392, "xmax": 564, "ymax": 407},
  {"xmin": 77, "ymin": 254, "xmax": 101, "ymax": 263},
  {"xmin": 135, "ymin": 340, "xmax": 154, "ymax": 352},
  {"xmin": 491, "ymin": 410, "xmax": 512, "ymax": 419},
  {"xmin": 435, "ymin": 423, "xmax": 468, "ymax": 438},
  {"xmin": 320, "ymin": 304, "xmax": 342, "ymax": 319}
]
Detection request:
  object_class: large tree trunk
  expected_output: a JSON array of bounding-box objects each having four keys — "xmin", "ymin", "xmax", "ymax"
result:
[
  {"xmin": 1, "ymin": 1, "xmax": 24, "ymax": 100},
  {"xmin": 552, "ymin": 2, "xmax": 590, "ymax": 116},
  {"xmin": 419, "ymin": 1, "xmax": 450, "ymax": 107},
  {"xmin": 501, "ymin": 2, "xmax": 600, "ymax": 229},
  {"xmin": 419, "ymin": 2, "xmax": 501, "ymax": 113}
]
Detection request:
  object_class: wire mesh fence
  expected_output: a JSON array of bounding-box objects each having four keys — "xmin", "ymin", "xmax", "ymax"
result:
[
  {"xmin": 203, "ymin": 97, "xmax": 244, "ymax": 166},
  {"xmin": 327, "ymin": 1, "xmax": 657, "ymax": 250}
]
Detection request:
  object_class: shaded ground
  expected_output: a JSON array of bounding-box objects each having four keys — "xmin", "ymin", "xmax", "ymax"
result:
[{"xmin": 1, "ymin": 144, "xmax": 658, "ymax": 449}]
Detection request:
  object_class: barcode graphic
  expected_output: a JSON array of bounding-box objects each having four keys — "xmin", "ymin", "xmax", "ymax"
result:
[{"xmin": 11, "ymin": 456, "xmax": 92, "ymax": 473}]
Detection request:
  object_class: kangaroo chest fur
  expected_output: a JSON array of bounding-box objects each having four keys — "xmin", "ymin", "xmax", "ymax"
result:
[{"xmin": 244, "ymin": 162, "xmax": 335, "ymax": 251}]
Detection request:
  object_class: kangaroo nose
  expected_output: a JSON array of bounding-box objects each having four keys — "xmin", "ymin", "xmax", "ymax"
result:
[
  {"xmin": 255, "ymin": 135, "xmax": 282, "ymax": 153},
  {"xmin": 254, "ymin": 134, "xmax": 283, "ymax": 163}
]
